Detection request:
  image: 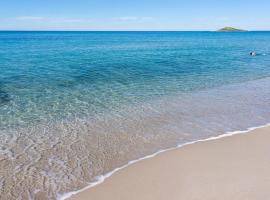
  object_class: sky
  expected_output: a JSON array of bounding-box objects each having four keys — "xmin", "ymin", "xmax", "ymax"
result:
[{"xmin": 0, "ymin": 0, "xmax": 269, "ymax": 31}]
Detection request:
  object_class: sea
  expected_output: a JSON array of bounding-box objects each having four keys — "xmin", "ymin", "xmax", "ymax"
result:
[{"xmin": 0, "ymin": 31, "xmax": 270, "ymax": 199}]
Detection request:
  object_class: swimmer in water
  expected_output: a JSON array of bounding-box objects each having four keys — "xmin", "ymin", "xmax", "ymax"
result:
[{"xmin": 250, "ymin": 51, "xmax": 256, "ymax": 56}]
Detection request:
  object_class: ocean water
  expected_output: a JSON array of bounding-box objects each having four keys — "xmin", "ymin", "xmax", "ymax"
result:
[{"xmin": 0, "ymin": 31, "xmax": 270, "ymax": 199}]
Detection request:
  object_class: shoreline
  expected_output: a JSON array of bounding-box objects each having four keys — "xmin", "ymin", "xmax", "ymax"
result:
[{"xmin": 62, "ymin": 123, "xmax": 270, "ymax": 200}]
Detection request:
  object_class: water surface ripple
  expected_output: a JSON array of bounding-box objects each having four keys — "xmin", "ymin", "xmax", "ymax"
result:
[{"xmin": 0, "ymin": 31, "xmax": 270, "ymax": 199}]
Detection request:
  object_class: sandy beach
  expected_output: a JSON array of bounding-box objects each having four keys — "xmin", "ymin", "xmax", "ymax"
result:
[{"xmin": 69, "ymin": 126, "xmax": 270, "ymax": 200}]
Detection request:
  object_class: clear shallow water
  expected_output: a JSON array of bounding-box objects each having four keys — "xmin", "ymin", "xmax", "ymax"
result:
[{"xmin": 1, "ymin": 31, "xmax": 270, "ymax": 199}]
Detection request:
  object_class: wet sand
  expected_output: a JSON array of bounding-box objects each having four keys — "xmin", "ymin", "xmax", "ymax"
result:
[{"xmin": 69, "ymin": 125, "xmax": 270, "ymax": 200}]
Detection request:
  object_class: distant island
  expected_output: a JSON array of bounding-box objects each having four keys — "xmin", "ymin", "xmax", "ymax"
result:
[{"xmin": 217, "ymin": 27, "xmax": 247, "ymax": 32}]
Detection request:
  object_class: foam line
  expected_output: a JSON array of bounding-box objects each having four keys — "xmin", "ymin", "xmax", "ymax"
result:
[{"xmin": 58, "ymin": 123, "xmax": 270, "ymax": 200}]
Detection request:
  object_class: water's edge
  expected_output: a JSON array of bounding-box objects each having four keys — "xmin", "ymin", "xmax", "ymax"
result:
[{"xmin": 59, "ymin": 122, "xmax": 270, "ymax": 200}]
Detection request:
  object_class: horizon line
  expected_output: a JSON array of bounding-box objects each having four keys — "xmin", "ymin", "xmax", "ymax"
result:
[{"xmin": 0, "ymin": 29, "xmax": 270, "ymax": 32}]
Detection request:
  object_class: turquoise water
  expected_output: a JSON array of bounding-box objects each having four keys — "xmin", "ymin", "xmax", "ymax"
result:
[
  {"xmin": 1, "ymin": 31, "xmax": 270, "ymax": 127},
  {"xmin": 1, "ymin": 31, "xmax": 270, "ymax": 199}
]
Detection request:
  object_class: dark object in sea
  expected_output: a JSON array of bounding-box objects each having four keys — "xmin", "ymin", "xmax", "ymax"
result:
[
  {"xmin": 0, "ymin": 90, "xmax": 11, "ymax": 105},
  {"xmin": 250, "ymin": 51, "xmax": 256, "ymax": 56}
]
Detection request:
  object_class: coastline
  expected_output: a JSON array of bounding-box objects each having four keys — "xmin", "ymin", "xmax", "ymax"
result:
[
  {"xmin": 63, "ymin": 123, "xmax": 270, "ymax": 200},
  {"xmin": 2, "ymin": 31, "xmax": 270, "ymax": 200}
]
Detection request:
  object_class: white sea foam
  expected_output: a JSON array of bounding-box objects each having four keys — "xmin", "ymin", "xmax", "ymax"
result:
[{"xmin": 58, "ymin": 122, "xmax": 270, "ymax": 200}]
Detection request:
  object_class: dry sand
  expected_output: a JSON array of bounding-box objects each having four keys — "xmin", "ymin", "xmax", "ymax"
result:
[{"xmin": 69, "ymin": 126, "xmax": 270, "ymax": 200}]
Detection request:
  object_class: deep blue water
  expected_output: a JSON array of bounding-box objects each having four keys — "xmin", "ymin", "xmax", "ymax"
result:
[{"xmin": 1, "ymin": 31, "xmax": 270, "ymax": 199}]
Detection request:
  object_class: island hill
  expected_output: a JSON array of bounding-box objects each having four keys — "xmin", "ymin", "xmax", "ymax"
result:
[{"xmin": 217, "ymin": 27, "xmax": 247, "ymax": 32}]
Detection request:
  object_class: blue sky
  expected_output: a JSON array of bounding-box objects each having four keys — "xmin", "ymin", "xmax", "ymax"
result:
[{"xmin": 0, "ymin": 0, "xmax": 269, "ymax": 30}]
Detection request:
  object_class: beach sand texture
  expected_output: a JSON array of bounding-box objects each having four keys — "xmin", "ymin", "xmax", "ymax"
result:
[{"xmin": 69, "ymin": 126, "xmax": 270, "ymax": 200}]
